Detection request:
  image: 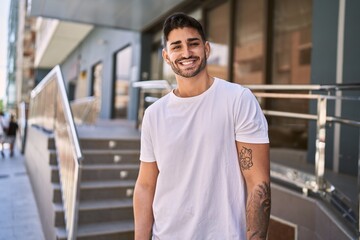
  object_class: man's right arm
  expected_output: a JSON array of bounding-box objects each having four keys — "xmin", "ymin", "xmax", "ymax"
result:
[{"xmin": 133, "ymin": 161, "xmax": 159, "ymax": 240}]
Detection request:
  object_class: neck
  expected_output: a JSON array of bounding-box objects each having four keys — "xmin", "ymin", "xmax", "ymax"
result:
[{"xmin": 174, "ymin": 72, "xmax": 214, "ymax": 98}]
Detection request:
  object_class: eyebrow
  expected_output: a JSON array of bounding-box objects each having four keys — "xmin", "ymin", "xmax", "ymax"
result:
[
  {"xmin": 170, "ymin": 40, "xmax": 182, "ymax": 46},
  {"xmin": 187, "ymin": 37, "xmax": 200, "ymax": 42},
  {"xmin": 169, "ymin": 37, "xmax": 201, "ymax": 46}
]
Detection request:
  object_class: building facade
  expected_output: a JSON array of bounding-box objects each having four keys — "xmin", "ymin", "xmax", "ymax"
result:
[
  {"xmin": 6, "ymin": 0, "xmax": 36, "ymax": 112},
  {"xmin": 13, "ymin": 0, "xmax": 360, "ymax": 176}
]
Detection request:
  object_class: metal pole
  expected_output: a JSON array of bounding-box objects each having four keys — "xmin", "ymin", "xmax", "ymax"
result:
[{"xmin": 315, "ymin": 97, "xmax": 327, "ymax": 190}]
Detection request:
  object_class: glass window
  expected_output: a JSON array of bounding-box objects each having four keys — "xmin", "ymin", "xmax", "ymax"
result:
[
  {"xmin": 233, "ymin": 0, "xmax": 266, "ymax": 84},
  {"xmin": 207, "ymin": 2, "xmax": 230, "ymax": 80},
  {"xmin": 270, "ymin": 0, "xmax": 313, "ymax": 149},
  {"xmin": 150, "ymin": 44, "xmax": 162, "ymax": 80},
  {"xmin": 150, "ymin": 30, "xmax": 165, "ymax": 82},
  {"xmin": 272, "ymin": 0, "xmax": 312, "ymax": 85}
]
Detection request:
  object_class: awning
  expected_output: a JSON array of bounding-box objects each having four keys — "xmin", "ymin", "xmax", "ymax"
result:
[{"xmin": 27, "ymin": 0, "xmax": 188, "ymax": 31}]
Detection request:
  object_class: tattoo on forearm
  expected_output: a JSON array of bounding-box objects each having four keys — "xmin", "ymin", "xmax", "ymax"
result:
[
  {"xmin": 239, "ymin": 146, "xmax": 253, "ymax": 170},
  {"xmin": 246, "ymin": 182, "xmax": 271, "ymax": 240}
]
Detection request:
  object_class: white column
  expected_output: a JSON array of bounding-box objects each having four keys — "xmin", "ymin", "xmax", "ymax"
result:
[{"xmin": 333, "ymin": 0, "xmax": 346, "ymax": 173}]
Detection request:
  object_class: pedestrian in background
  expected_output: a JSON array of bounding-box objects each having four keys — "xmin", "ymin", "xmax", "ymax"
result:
[
  {"xmin": 133, "ymin": 12, "xmax": 271, "ymax": 240},
  {"xmin": 5, "ymin": 114, "xmax": 19, "ymax": 158},
  {"xmin": 0, "ymin": 111, "xmax": 7, "ymax": 158}
]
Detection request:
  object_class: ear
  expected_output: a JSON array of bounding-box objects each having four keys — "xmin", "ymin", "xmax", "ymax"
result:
[
  {"xmin": 162, "ymin": 48, "xmax": 171, "ymax": 64},
  {"xmin": 204, "ymin": 41, "xmax": 211, "ymax": 59}
]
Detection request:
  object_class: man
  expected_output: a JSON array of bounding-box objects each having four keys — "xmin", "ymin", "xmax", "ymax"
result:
[
  {"xmin": 0, "ymin": 111, "xmax": 6, "ymax": 158},
  {"xmin": 5, "ymin": 114, "xmax": 18, "ymax": 157},
  {"xmin": 133, "ymin": 12, "xmax": 270, "ymax": 240}
]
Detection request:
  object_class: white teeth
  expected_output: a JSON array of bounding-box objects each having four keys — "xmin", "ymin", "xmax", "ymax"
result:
[{"xmin": 180, "ymin": 60, "xmax": 194, "ymax": 65}]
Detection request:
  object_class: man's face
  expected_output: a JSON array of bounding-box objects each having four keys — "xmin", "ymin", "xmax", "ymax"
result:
[{"xmin": 162, "ymin": 27, "xmax": 210, "ymax": 78}]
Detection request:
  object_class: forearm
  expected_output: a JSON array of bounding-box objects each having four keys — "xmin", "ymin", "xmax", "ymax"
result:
[
  {"xmin": 246, "ymin": 181, "xmax": 271, "ymax": 240},
  {"xmin": 133, "ymin": 184, "xmax": 155, "ymax": 240}
]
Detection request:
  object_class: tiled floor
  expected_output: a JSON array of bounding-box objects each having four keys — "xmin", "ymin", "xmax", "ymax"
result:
[{"xmin": 0, "ymin": 145, "xmax": 44, "ymax": 240}]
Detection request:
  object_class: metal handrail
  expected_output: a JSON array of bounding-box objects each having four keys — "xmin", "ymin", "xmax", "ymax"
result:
[
  {"xmin": 248, "ymin": 85, "xmax": 360, "ymax": 237},
  {"xmin": 132, "ymin": 79, "xmax": 174, "ymax": 91},
  {"xmin": 28, "ymin": 65, "xmax": 83, "ymax": 240},
  {"xmin": 245, "ymin": 83, "xmax": 360, "ymax": 92},
  {"xmin": 70, "ymin": 96, "xmax": 99, "ymax": 125}
]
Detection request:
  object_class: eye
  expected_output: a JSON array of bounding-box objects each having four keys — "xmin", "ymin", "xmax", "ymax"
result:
[
  {"xmin": 189, "ymin": 42, "xmax": 199, "ymax": 47},
  {"xmin": 172, "ymin": 45, "xmax": 181, "ymax": 50}
]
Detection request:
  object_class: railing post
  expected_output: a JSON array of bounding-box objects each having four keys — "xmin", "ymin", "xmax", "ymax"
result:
[{"xmin": 315, "ymin": 96, "xmax": 327, "ymax": 191}]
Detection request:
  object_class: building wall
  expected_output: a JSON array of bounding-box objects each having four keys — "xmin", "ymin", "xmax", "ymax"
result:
[
  {"xmin": 5, "ymin": 0, "xmax": 36, "ymax": 114},
  {"xmin": 339, "ymin": 0, "xmax": 360, "ymax": 175},
  {"xmin": 60, "ymin": 27, "xmax": 142, "ymax": 120},
  {"xmin": 16, "ymin": 0, "xmax": 36, "ymax": 105},
  {"xmin": 271, "ymin": 184, "xmax": 357, "ymax": 239},
  {"xmin": 6, "ymin": 0, "xmax": 19, "ymax": 110},
  {"xmin": 309, "ymin": 0, "xmax": 359, "ymax": 175},
  {"xmin": 307, "ymin": 0, "xmax": 339, "ymax": 169}
]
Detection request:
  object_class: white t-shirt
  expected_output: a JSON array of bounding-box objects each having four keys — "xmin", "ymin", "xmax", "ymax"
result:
[{"xmin": 140, "ymin": 78, "xmax": 269, "ymax": 240}]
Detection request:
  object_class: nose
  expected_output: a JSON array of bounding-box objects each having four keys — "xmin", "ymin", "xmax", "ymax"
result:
[{"xmin": 181, "ymin": 45, "xmax": 192, "ymax": 58}]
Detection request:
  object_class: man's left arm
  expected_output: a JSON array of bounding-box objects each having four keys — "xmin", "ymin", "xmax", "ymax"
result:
[{"xmin": 236, "ymin": 141, "xmax": 271, "ymax": 240}]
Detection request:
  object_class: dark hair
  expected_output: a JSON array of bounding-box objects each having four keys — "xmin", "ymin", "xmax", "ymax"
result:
[{"xmin": 162, "ymin": 12, "xmax": 206, "ymax": 47}]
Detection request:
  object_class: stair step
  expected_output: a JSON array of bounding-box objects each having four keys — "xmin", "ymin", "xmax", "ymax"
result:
[
  {"xmin": 81, "ymin": 180, "xmax": 136, "ymax": 188},
  {"xmin": 82, "ymin": 164, "xmax": 139, "ymax": 170},
  {"xmin": 54, "ymin": 203, "xmax": 66, "ymax": 227},
  {"xmin": 80, "ymin": 198, "xmax": 133, "ymax": 210},
  {"xmin": 50, "ymin": 165, "xmax": 60, "ymax": 183},
  {"xmin": 56, "ymin": 220, "xmax": 134, "ymax": 240},
  {"xmin": 78, "ymin": 199, "xmax": 134, "ymax": 224},
  {"xmin": 79, "ymin": 138, "xmax": 140, "ymax": 151},
  {"xmin": 77, "ymin": 220, "xmax": 134, "ymax": 240},
  {"xmin": 52, "ymin": 171, "xmax": 138, "ymax": 201},
  {"xmin": 81, "ymin": 164, "xmax": 139, "ymax": 181},
  {"xmin": 82, "ymin": 149, "xmax": 140, "ymax": 154},
  {"xmin": 53, "ymin": 183, "xmax": 62, "ymax": 203},
  {"xmin": 54, "ymin": 199, "xmax": 134, "ymax": 225},
  {"xmin": 55, "ymin": 226, "xmax": 67, "ymax": 240},
  {"xmin": 80, "ymin": 180, "xmax": 135, "ymax": 200},
  {"xmin": 82, "ymin": 149, "xmax": 140, "ymax": 164},
  {"xmin": 49, "ymin": 149, "xmax": 57, "ymax": 165}
]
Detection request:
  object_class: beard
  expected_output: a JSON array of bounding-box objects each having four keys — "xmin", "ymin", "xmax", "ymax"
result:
[{"xmin": 169, "ymin": 51, "xmax": 207, "ymax": 78}]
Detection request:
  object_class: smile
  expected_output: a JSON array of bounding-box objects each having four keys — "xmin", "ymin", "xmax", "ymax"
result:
[
  {"xmin": 176, "ymin": 57, "xmax": 199, "ymax": 66},
  {"xmin": 180, "ymin": 60, "xmax": 195, "ymax": 66}
]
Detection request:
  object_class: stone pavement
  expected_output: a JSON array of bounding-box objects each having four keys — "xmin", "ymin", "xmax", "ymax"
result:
[{"xmin": 0, "ymin": 145, "xmax": 45, "ymax": 240}]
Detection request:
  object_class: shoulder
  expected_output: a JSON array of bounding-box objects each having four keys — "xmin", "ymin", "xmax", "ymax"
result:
[
  {"xmin": 214, "ymin": 78, "xmax": 250, "ymax": 98},
  {"xmin": 143, "ymin": 92, "xmax": 171, "ymax": 116}
]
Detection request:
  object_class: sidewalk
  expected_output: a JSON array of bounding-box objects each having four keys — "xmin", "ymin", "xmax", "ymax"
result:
[{"xmin": 0, "ymin": 145, "xmax": 45, "ymax": 240}]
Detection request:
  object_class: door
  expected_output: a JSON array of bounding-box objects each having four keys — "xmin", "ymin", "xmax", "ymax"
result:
[{"xmin": 113, "ymin": 45, "xmax": 132, "ymax": 118}]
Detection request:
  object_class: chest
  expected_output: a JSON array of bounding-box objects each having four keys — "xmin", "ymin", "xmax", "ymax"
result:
[{"xmin": 153, "ymin": 98, "xmax": 235, "ymax": 156}]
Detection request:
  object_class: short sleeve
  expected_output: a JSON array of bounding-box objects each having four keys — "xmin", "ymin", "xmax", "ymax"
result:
[
  {"xmin": 139, "ymin": 109, "xmax": 156, "ymax": 162},
  {"xmin": 234, "ymin": 88, "xmax": 269, "ymax": 143}
]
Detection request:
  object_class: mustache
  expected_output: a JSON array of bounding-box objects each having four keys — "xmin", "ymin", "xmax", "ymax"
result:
[{"xmin": 175, "ymin": 56, "xmax": 199, "ymax": 63}]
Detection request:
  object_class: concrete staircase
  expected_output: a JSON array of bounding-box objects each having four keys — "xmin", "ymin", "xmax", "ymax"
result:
[
  {"xmin": 56, "ymin": 138, "xmax": 140, "ymax": 240},
  {"xmin": 25, "ymin": 123, "xmax": 141, "ymax": 240}
]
